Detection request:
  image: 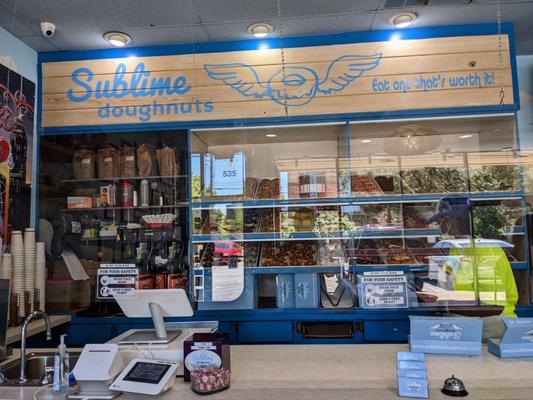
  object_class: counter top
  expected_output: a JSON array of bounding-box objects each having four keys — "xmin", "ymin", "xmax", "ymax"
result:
[
  {"xmin": 6, "ymin": 315, "xmax": 71, "ymax": 345},
  {"xmin": 2, "ymin": 344, "xmax": 533, "ymax": 399}
]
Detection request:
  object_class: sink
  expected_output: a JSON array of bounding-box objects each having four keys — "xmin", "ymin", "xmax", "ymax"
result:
[{"xmin": 0, "ymin": 351, "xmax": 80, "ymax": 386}]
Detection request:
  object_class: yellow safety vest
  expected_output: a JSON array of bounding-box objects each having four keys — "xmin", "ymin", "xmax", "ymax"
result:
[{"xmin": 445, "ymin": 246, "xmax": 518, "ymax": 318}]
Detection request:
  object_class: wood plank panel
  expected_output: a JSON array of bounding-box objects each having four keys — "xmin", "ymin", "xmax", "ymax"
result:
[
  {"xmin": 42, "ymin": 52, "xmax": 511, "ymax": 95},
  {"xmin": 42, "ymin": 86, "xmax": 514, "ymax": 127},
  {"xmin": 42, "ymin": 35, "xmax": 508, "ymax": 78},
  {"xmin": 42, "ymin": 70, "xmax": 513, "ymax": 111},
  {"xmin": 41, "ymin": 34, "xmax": 515, "ymax": 128}
]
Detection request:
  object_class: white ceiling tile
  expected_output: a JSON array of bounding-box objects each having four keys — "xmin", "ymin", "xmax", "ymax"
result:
[
  {"xmin": 282, "ymin": 13, "xmax": 375, "ymax": 36},
  {"xmin": 48, "ymin": 25, "xmax": 210, "ymax": 52},
  {"xmin": 193, "ymin": 0, "xmax": 278, "ymax": 24},
  {"xmin": 370, "ymin": 3, "xmax": 533, "ymax": 31},
  {"xmin": 204, "ymin": 12, "xmax": 374, "ymax": 42},
  {"xmin": 0, "ymin": 0, "xmax": 530, "ymax": 53},
  {"xmin": 280, "ymin": 0, "xmax": 380, "ymax": 17},
  {"xmin": 17, "ymin": 35, "xmax": 60, "ymax": 52},
  {"xmin": 516, "ymin": 38, "xmax": 533, "ymax": 55},
  {"xmin": 0, "ymin": 0, "xmax": 202, "ymax": 33},
  {"xmin": 0, "ymin": 2, "xmax": 39, "ymax": 36}
]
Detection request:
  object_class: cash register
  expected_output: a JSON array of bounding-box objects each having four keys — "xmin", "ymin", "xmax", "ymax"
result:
[
  {"xmin": 70, "ymin": 289, "xmax": 215, "ymax": 398},
  {"xmin": 114, "ymin": 288, "xmax": 193, "ymax": 344}
]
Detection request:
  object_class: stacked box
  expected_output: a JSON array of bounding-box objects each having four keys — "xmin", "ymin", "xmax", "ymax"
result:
[{"xmin": 397, "ymin": 352, "xmax": 428, "ymax": 399}]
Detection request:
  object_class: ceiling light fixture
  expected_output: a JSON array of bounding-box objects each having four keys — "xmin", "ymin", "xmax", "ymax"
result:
[
  {"xmin": 265, "ymin": 133, "xmax": 277, "ymax": 138},
  {"xmin": 247, "ymin": 23, "xmax": 273, "ymax": 38},
  {"xmin": 104, "ymin": 31, "xmax": 132, "ymax": 47},
  {"xmin": 361, "ymin": 139, "xmax": 372, "ymax": 143},
  {"xmin": 459, "ymin": 134, "xmax": 473, "ymax": 139},
  {"xmin": 390, "ymin": 12, "xmax": 417, "ymax": 29}
]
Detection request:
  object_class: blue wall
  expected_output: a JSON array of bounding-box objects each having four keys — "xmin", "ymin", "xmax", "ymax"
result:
[{"xmin": 0, "ymin": 26, "xmax": 37, "ymax": 81}]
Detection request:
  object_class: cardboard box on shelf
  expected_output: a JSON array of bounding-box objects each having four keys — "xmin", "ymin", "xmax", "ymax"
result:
[
  {"xmin": 67, "ymin": 196, "xmax": 93, "ymax": 209},
  {"xmin": 45, "ymin": 278, "xmax": 91, "ymax": 312},
  {"xmin": 52, "ymin": 259, "xmax": 72, "ymax": 280},
  {"xmin": 80, "ymin": 259, "xmax": 100, "ymax": 279}
]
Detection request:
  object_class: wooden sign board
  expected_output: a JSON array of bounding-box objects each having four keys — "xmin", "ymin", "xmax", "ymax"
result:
[{"xmin": 41, "ymin": 34, "xmax": 514, "ymax": 128}]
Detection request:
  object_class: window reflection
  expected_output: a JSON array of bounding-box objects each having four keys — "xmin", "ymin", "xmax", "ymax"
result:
[{"xmin": 190, "ymin": 115, "xmax": 528, "ymax": 314}]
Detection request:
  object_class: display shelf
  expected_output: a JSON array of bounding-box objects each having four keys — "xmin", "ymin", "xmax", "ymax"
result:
[
  {"xmin": 82, "ymin": 236, "xmax": 182, "ymax": 245},
  {"xmin": 354, "ymin": 264, "xmax": 429, "ymax": 273},
  {"xmin": 196, "ymin": 261, "xmax": 526, "ymax": 280},
  {"xmin": 245, "ymin": 266, "xmax": 346, "ymax": 274},
  {"xmin": 191, "ymin": 191, "xmax": 524, "ymax": 209},
  {"xmin": 192, "ymin": 228, "xmax": 443, "ymax": 243},
  {"xmin": 62, "ymin": 175, "xmax": 188, "ymax": 183},
  {"xmin": 63, "ymin": 203, "xmax": 189, "ymax": 212},
  {"xmin": 353, "ymin": 261, "xmax": 527, "ymax": 272}
]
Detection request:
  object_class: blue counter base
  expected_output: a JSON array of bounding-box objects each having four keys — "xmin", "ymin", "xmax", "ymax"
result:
[{"xmin": 60, "ymin": 306, "xmax": 533, "ymax": 346}]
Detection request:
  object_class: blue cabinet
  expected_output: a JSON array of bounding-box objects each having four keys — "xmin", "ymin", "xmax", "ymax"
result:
[
  {"xmin": 237, "ymin": 322, "xmax": 294, "ymax": 343},
  {"xmin": 363, "ymin": 321, "xmax": 409, "ymax": 342}
]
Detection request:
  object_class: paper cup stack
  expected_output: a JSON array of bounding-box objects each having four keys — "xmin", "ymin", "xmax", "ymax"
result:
[
  {"xmin": 24, "ymin": 228, "xmax": 36, "ymax": 313},
  {"xmin": 10, "ymin": 230, "xmax": 25, "ymax": 318},
  {"xmin": 0, "ymin": 252, "xmax": 11, "ymax": 323},
  {"xmin": 35, "ymin": 242, "xmax": 46, "ymax": 312}
]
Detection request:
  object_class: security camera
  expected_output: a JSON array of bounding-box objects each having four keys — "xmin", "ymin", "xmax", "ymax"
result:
[{"xmin": 40, "ymin": 22, "xmax": 56, "ymax": 38}]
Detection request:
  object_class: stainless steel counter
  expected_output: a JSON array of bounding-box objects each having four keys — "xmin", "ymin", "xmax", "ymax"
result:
[{"xmin": 2, "ymin": 344, "xmax": 533, "ymax": 399}]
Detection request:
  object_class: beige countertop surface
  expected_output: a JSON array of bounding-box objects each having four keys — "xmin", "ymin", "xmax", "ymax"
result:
[{"xmin": 1, "ymin": 344, "xmax": 533, "ymax": 399}]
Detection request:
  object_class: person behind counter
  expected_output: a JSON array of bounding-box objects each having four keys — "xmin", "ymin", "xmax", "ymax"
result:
[{"xmin": 420, "ymin": 196, "xmax": 518, "ymax": 341}]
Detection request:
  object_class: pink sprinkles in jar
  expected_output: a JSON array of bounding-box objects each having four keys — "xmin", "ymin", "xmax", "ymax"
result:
[{"xmin": 191, "ymin": 367, "xmax": 231, "ymax": 395}]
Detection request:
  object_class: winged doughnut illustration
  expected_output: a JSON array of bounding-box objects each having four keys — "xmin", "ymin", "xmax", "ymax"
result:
[{"xmin": 204, "ymin": 53, "xmax": 382, "ymax": 107}]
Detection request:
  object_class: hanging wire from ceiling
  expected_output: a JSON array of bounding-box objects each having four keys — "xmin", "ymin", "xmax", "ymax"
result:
[
  {"xmin": 496, "ymin": 0, "xmax": 505, "ymax": 108},
  {"xmin": 6, "ymin": 0, "xmax": 17, "ymax": 88},
  {"xmin": 276, "ymin": 0, "xmax": 289, "ymax": 119}
]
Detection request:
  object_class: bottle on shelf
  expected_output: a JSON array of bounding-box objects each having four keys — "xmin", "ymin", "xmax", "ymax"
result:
[
  {"xmin": 119, "ymin": 181, "xmax": 134, "ymax": 207},
  {"xmin": 140, "ymin": 179, "xmax": 150, "ymax": 206}
]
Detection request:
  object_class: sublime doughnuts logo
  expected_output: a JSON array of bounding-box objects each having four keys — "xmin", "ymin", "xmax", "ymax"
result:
[
  {"xmin": 67, "ymin": 62, "xmax": 213, "ymax": 122},
  {"xmin": 204, "ymin": 53, "xmax": 382, "ymax": 106},
  {"xmin": 66, "ymin": 53, "xmax": 382, "ymax": 122},
  {"xmin": 428, "ymin": 322, "xmax": 464, "ymax": 340}
]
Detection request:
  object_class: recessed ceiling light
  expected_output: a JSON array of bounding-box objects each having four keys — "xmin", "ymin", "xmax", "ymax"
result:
[
  {"xmin": 247, "ymin": 23, "xmax": 273, "ymax": 38},
  {"xmin": 361, "ymin": 139, "xmax": 372, "ymax": 143},
  {"xmin": 459, "ymin": 134, "xmax": 473, "ymax": 139},
  {"xmin": 104, "ymin": 31, "xmax": 132, "ymax": 47},
  {"xmin": 389, "ymin": 12, "xmax": 417, "ymax": 29},
  {"xmin": 265, "ymin": 133, "xmax": 277, "ymax": 138}
]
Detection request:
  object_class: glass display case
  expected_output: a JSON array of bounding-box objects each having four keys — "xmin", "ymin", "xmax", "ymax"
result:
[
  {"xmin": 36, "ymin": 115, "xmax": 531, "ymax": 318},
  {"xmin": 38, "ymin": 130, "xmax": 189, "ymax": 316},
  {"xmin": 190, "ymin": 115, "xmax": 530, "ymax": 314}
]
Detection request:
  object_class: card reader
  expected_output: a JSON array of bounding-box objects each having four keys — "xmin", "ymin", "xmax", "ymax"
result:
[{"xmin": 109, "ymin": 358, "xmax": 178, "ymax": 396}]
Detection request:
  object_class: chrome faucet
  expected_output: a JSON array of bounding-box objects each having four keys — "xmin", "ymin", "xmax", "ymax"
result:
[{"xmin": 17, "ymin": 311, "xmax": 52, "ymax": 384}]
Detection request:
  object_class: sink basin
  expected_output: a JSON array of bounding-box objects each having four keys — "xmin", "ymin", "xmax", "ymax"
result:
[{"xmin": 0, "ymin": 351, "xmax": 80, "ymax": 386}]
